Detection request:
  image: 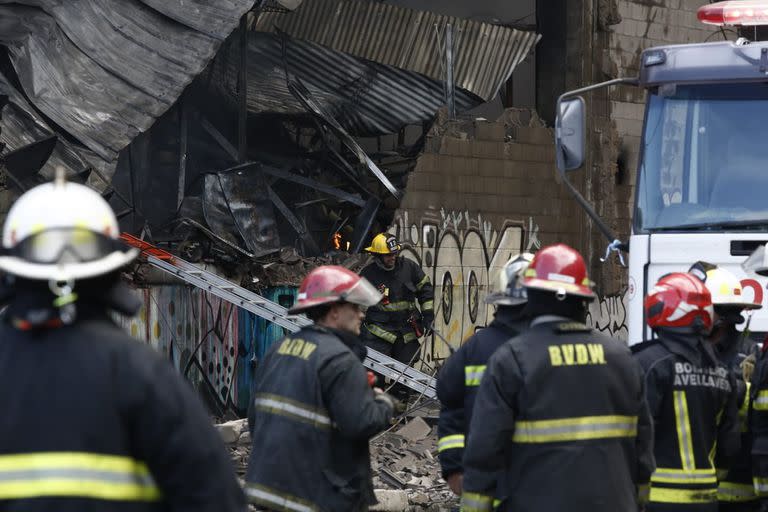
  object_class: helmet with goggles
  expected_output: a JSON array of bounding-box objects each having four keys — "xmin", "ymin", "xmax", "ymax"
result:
[{"xmin": 0, "ymin": 171, "xmax": 138, "ymax": 282}]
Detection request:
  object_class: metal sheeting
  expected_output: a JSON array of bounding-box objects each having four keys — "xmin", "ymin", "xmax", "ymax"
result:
[
  {"xmin": 0, "ymin": 0, "xmax": 254, "ymax": 162},
  {"xmin": 0, "ymin": 71, "xmax": 116, "ymax": 185},
  {"xmin": 253, "ymin": 0, "xmax": 541, "ymax": 101},
  {"xmin": 206, "ymin": 31, "xmax": 478, "ymax": 135}
]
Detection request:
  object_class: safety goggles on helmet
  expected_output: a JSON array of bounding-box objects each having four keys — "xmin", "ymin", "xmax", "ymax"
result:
[
  {"xmin": 289, "ymin": 265, "xmax": 383, "ymax": 313},
  {"xmin": 486, "ymin": 252, "xmax": 535, "ymax": 305},
  {"xmin": 3, "ymin": 228, "xmax": 128, "ymax": 265}
]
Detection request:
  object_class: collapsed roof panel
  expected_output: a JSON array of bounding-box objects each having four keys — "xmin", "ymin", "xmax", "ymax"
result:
[
  {"xmin": 0, "ymin": 71, "xmax": 114, "ymax": 187},
  {"xmin": 253, "ymin": 0, "xmax": 541, "ymax": 102},
  {"xmin": 205, "ymin": 31, "xmax": 478, "ymax": 135},
  {"xmin": 0, "ymin": 0, "xmax": 254, "ymax": 162}
]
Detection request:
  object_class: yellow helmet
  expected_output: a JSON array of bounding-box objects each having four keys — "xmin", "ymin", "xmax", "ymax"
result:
[{"xmin": 365, "ymin": 233, "xmax": 401, "ymax": 254}]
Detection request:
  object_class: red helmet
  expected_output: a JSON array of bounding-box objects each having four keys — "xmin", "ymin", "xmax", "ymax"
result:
[
  {"xmin": 645, "ymin": 272, "xmax": 713, "ymax": 333},
  {"xmin": 289, "ymin": 265, "xmax": 382, "ymax": 313},
  {"xmin": 522, "ymin": 244, "xmax": 595, "ymax": 299}
]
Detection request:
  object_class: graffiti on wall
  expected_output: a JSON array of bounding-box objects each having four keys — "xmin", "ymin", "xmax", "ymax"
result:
[
  {"xmin": 585, "ymin": 289, "xmax": 629, "ymax": 340},
  {"xmin": 391, "ymin": 209, "xmax": 630, "ymax": 365},
  {"xmin": 115, "ymin": 284, "xmax": 298, "ymax": 415},
  {"xmin": 390, "ymin": 209, "xmax": 528, "ymax": 364}
]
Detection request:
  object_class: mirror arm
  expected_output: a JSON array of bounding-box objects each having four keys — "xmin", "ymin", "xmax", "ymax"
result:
[{"xmin": 555, "ymin": 77, "xmax": 638, "ymax": 251}]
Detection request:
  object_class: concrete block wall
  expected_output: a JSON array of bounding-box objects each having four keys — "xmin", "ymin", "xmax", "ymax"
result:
[{"xmin": 392, "ymin": 115, "xmax": 599, "ymax": 362}]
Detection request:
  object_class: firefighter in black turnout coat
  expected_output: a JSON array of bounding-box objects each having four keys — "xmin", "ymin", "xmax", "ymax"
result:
[
  {"xmin": 634, "ymin": 272, "xmax": 740, "ymax": 512},
  {"xmin": 436, "ymin": 253, "xmax": 533, "ymax": 497},
  {"xmin": 0, "ymin": 173, "xmax": 246, "ymax": 511},
  {"xmin": 359, "ymin": 233, "xmax": 434, "ymax": 366},
  {"xmin": 246, "ymin": 266, "xmax": 398, "ymax": 512},
  {"xmin": 689, "ymin": 263, "xmax": 762, "ymax": 510},
  {"xmin": 461, "ymin": 244, "xmax": 654, "ymax": 512}
]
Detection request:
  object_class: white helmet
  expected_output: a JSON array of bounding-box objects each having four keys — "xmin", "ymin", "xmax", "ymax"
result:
[
  {"xmin": 690, "ymin": 261, "xmax": 761, "ymax": 311},
  {"xmin": 0, "ymin": 172, "xmax": 138, "ymax": 282},
  {"xmin": 485, "ymin": 253, "xmax": 535, "ymax": 306}
]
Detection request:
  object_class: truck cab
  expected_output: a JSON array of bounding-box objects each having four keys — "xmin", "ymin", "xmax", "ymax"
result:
[{"xmin": 556, "ymin": 30, "xmax": 768, "ymax": 345}]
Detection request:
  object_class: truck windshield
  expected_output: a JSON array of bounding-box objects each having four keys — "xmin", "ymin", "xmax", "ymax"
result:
[{"xmin": 636, "ymin": 83, "xmax": 768, "ymax": 232}]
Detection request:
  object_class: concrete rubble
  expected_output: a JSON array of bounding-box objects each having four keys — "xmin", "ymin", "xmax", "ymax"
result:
[{"xmin": 221, "ymin": 415, "xmax": 459, "ymax": 511}]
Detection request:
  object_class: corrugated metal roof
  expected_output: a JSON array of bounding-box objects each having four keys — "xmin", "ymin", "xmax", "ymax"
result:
[
  {"xmin": 204, "ymin": 31, "xmax": 479, "ymax": 135},
  {"xmin": 252, "ymin": 0, "xmax": 540, "ymax": 101}
]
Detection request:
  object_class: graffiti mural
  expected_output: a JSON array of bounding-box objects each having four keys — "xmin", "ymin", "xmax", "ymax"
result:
[
  {"xmin": 389, "ymin": 209, "xmax": 527, "ymax": 365},
  {"xmin": 586, "ymin": 290, "xmax": 629, "ymax": 341},
  {"xmin": 115, "ymin": 284, "xmax": 297, "ymax": 416}
]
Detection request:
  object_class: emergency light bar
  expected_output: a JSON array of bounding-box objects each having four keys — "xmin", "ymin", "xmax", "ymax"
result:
[{"xmin": 699, "ymin": 0, "xmax": 768, "ymax": 26}]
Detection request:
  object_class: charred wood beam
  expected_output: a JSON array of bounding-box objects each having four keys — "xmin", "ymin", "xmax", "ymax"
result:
[
  {"xmin": 261, "ymin": 167, "xmax": 366, "ymax": 207},
  {"xmin": 266, "ymin": 185, "xmax": 320, "ymax": 255},
  {"xmin": 350, "ymin": 197, "xmax": 380, "ymax": 254},
  {"xmin": 220, "ymin": 161, "xmax": 367, "ymax": 207},
  {"xmin": 308, "ymin": 117, "xmax": 371, "ymax": 196},
  {"xmin": 237, "ymin": 15, "xmax": 248, "ymax": 163},
  {"xmin": 287, "ymin": 79, "xmax": 402, "ymax": 200},
  {"xmin": 199, "ymin": 113, "xmax": 238, "ymax": 161},
  {"xmin": 178, "ymin": 101, "xmax": 188, "ymax": 208}
]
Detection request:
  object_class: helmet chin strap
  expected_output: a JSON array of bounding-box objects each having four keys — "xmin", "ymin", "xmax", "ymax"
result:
[{"xmin": 48, "ymin": 277, "xmax": 78, "ymax": 325}]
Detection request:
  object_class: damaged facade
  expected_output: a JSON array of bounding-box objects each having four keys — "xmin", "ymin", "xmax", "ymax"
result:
[{"xmin": 0, "ymin": 0, "xmax": 733, "ymax": 410}]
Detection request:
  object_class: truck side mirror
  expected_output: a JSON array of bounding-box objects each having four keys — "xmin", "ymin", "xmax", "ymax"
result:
[{"xmin": 555, "ymin": 97, "xmax": 586, "ymax": 171}]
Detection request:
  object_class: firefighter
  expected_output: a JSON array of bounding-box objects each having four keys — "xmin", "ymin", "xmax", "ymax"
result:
[
  {"xmin": 245, "ymin": 265, "xmax": 399, "ymax": 512},
  {"xmin": 436, "ymin": 253, "xmax": 533, "ymax": 498},
  {"xmin": 689, "ymin": 263, "xmax": 762, "ymax": 510},
  {"xmin": 0, "ymin": 172, "xmax": 246, "ymax": 510},
  {"xmin": 461, "ymin": 243, "xmax": 654, "ymax": 512},
  {"xmin": 359, "ymin": 233, "xmax": 434, "ymax": 367},
  {"xmin": 634, "ymin": 272, "xmax": 740, "ymax": 512}
]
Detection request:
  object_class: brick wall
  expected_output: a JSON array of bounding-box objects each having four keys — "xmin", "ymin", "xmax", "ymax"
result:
[{"xmin": 391, "ymin": 111, "xmax": 598, "ymax": 362}]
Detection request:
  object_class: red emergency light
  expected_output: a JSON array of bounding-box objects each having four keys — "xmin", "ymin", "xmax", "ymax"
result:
[{"xmin": 698, "ymin": 1, "xmax": 768, "ymax": 26}]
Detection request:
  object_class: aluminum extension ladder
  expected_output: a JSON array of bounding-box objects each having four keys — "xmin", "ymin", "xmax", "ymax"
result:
[{"xmin": 121, "ymin": 234, "xmax": 437, "ymax": 399}]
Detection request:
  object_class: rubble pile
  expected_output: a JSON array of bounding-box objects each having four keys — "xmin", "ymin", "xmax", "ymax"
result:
[
  {"xmin": 370, "ymin": 417, "xmax": 458, "ymax": 511},
  {"xmin": 217, "ymin": 416, "xmax": 459, "ymax": 511}
]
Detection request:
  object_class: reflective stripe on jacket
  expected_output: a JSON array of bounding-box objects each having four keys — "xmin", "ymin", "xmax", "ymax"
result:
[
  {"xmin": 246, "ymin": 325, "xmax": 393, "ymax": 512},
  {"xmin": 634, "ymin": 333, "xmax": 740, "ymax": 511},
  {"xmin": 462, "ymin": 318, "xmax": 654, "ymax": 512},
  {"xmin": 0, "ymin": 308, "xmax": 246, "ymax": 511},
  {"xmin": 360, "ymin": 257, "xmax": 434, "ymax": 343}
]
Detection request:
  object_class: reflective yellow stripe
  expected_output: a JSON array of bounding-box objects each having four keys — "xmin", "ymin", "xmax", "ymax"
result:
[
  {"xmin": 403, "ymin": 331, "xmax": 418, "ymax": 343},
  {"xmin": 465, "ymin": 365, "xmax": 486, "ymax": 386},
  {"xmin": 246, "ymin": 483, "xmax": 319, "ymax": 512},
  {"xmin": 513, "ymin": 415, "xmax": 637, "ymax": 443},
  {"xmin": 754, "ymin": 476, "xmax": 768, "ymax": 496},
  {"xmin": 673, "ymin": 391, "xmax": 696, "ymax": 470},
  {"xmin": 461, "ymin": 491, "xmax": 492, "ymax": 512},
  {"xmin": 254, "ymin": 393, "xmax": 331, "ymax": 429},
  {"xmin": 0, "ymin": 452, "xmax": 160, "ymax": 502},
  {"xmin": 754, "ymin": 390, "xmax": 768, "ymax": 411},
  {"xmin": 650, "ymin": 487, "xmax": 717, "ymax": 504},
  {"xmin": 416, "ymin": 275, "xmax": 430, "ymax": 291},
  {"xmin": 718, "ymin": 481, "xmax": 758, "ymax": 502},
  {"xmin": 740, "ymin": 383, "xmax": 751, "ymax": 432},
  {"xmin": 438, "ymin": 434, "xmax": 465, "ymax": 452},
  {"xmin": 420, "ymin": 300, "xmax": 434, "ymax": 311},
  {"xmin": 365, "ymin": 323, "xmax": 398, "ymax": 343},
  {"xmin": 651, "ymin": 467, "xmax": 717, "ymax": 485},
  {"xmin": 380, "ymin": 301, "xmax": 415, "ymax": 312}
]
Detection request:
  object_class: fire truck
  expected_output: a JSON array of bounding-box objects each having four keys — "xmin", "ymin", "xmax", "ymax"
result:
[{"xmin": 555, "ymin": 1, "xmax": 768, "ymax": 345}]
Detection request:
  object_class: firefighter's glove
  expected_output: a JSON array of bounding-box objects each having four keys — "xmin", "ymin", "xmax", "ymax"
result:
[
  {"xmin": 374, "ymin": 388, "xmax": 406, "ymax": 415},
  {"xmin": 742, "ymin": 352, "xmax": 756, "ymax": 383}
]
